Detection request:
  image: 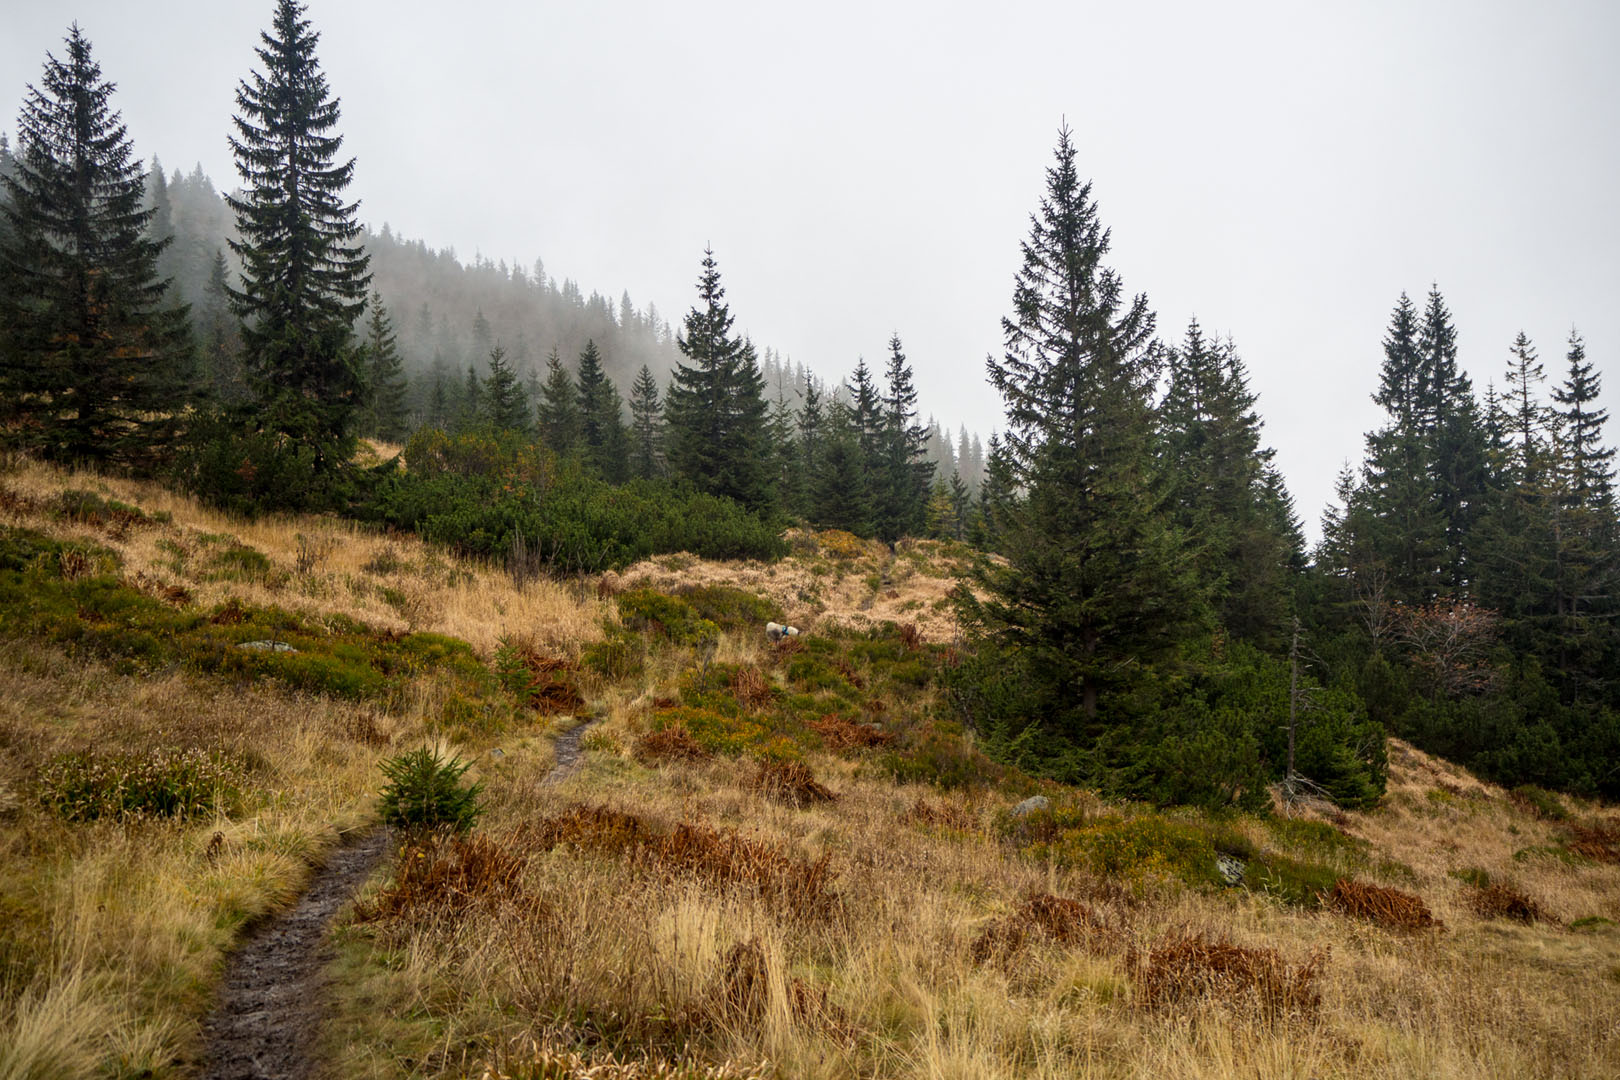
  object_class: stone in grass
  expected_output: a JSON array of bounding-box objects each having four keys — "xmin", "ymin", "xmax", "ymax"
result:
[
  {"xmin": 1012, "ymin": 795, "xmax": 1051, "ymax": 818},
  {"xmin": 237, "ymin": 640, "xmax": 297, "ymax": 653},
  {"xmin": 1216, "ymin": 853, "xmax": 1246, "ymax": 886}
]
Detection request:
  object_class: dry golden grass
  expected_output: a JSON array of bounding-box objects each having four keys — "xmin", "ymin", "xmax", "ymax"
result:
[
  {"xmin": 7, "ymin": 460, "xmax": 1620, "ymax": 1079},
  {"xmin": 323, "ymin": 672, "xmax": 1620, "ymax": 1080},
  {"xmin": 0, "ymin": 456, "xmax": 610, "ymax": 657},
  {"xmin": 607, "ymin": 529, "xmax": 973, "ymax": 642}
]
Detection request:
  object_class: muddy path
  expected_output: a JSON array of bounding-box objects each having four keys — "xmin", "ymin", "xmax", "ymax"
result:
[
  {"xmin": 544, "ymin": 715, "xmax": 596, "ymax": 785},
  {"xmin": 204, "ymin": 731, "xmax": 588, "ymax": 1077},
  {"xmin": 201, "ymin": 827, "xmax": 389, "ymax": 1080}
]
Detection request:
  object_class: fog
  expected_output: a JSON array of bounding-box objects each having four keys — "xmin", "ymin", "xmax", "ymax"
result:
[{"xmin": 3, "ymin": 0, "xmax": 1617, "ymax": 536}]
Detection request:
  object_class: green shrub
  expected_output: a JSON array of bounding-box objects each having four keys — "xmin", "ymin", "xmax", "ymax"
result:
[
  {"xmin": 652, "ymin": 706, "xmax": 765, "ymax": 756},
  {"xmin": 1031, "ymin": 814, "xmax": 1223, "ymax": 888},
  {"xmin": 580, "ymin": 626, "xmax": 643, "ymax": 680},
  {"xmin": 207, "ymin": 544, "xmax": 272, "ymax": 582},
  {"xmin": 676, "ymin": 584, "xmax": 782, "ymax": 632},
  {"xmin": 377, "ymin": 747, "xmax": 484, "ymax": 833},
  {"xmin": 1511, "ymin": 785, "xmax": 1569, "ymax": 821},
  {"xmin": 879, "ymin": 727, "xmax": 1000, "ymax": 790},
  {"xmin": 38, "ymin": 748, "xmax": 245, "ymax": 821}
]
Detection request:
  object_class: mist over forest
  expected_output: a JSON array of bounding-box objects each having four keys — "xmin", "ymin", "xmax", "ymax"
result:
[{"xmin": 5, "ymin": 4, "xmax": 1620, "ymax": 1078}]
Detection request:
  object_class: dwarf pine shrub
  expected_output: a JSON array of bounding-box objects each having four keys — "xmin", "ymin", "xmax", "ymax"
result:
[{"xmin": 377, "ymin": 747, "xmax": 484, "ymax": 833}]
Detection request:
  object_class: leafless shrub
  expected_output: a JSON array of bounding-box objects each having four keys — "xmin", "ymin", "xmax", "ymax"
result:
[
  {"xmin": 1324, "ymin": 879, "xmax": 1440, "ymax": 931},
  {"xmin": 1132, "ymin": 930, "xmax": 1326, "ymax": 1022}
]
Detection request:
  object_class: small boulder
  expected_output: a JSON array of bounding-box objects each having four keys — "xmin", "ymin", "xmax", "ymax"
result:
[
  {"xmin": 1011, "ymin": 795, "xmax": 1051, "ymax": 818},
  {"xmin": 1216, "ymin": 853, "xmax": 1246, "ymax": 886},
  {"xmin": 237, "ymin": 640, "xmax": 297, "ymax": 653}
]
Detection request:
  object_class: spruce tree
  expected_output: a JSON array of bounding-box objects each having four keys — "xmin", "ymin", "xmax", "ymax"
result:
[
  {"xmin": 809, "ymin": 402, "xmax": 872, "ymax": 534},
  {"xmin": 1551, "ymin": 329, "xmax": 1614, "ymax": 510},
  {"xmin": 0, "ymin": 25, "xmax": 190, "ymax": 466},
  {"xmin": 200, "ymin": 250, "xmax": 246, "ymax": 403},
  {"xmin": 457, "ymin": 365, "xmax": 482, "ymax": 430},
  {"xmin": 482, "ymin": 345, "xmax": 530, "ymax": 432},
  {"xmin": 664, "ymin": 249, "xmax": 772, "ymax": 513},
  {"xmin": 1416, "ymin": 287, "xmax": 1488, "ymax": 591},
  {"xmin": 1357, "ymin": 294, "xmax": 1447, "ymax": 603},
  {"xmin": 797, "ymin": 376, "xmax": 826, "ymax": 519},
  {"xmin": 628, "ymin": 364, "xmax": 665, "ymax": 479},
  {"xmin": 878, "ymin": 334, "xmax": 934, "ymax": 541},
  {"xmin": 536, "ymin": 346, "xmax": 580, "ymax": 456},
  {"xmin": 360, "ymin": 290, "xmax": 409, "ymax": 441},
  {"xmin": 960, "ymin": 126, "xmax": 1200, "ymax": 730},
  {"xmin": 227, "ymin": 0, "xmax": 370, "ymax": 493},
  {"xmin": 575, "ymin": 339, "xmax": 628, "ymax": 481}
]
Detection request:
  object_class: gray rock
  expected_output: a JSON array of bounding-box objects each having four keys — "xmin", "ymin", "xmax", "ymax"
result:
[
  {"xmin": 237, "ymin": 640, "xmax": 297, "ymax": 653},
  {"xmin": 1216, "ymin": 853, "xmax": 1246, "ymax": 886},
  {"xmin": 1011, "ymin": 795, "xmax": 1051, "ymax": 818},
  {"xmin": 489, "ymin": 748, "xmax": 505, "ymax": 759}
]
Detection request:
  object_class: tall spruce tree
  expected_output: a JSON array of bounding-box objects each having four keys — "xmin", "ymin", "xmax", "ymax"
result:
[
  {"xmin": 664, "ymin": 249, "xmax": 772, "ymax": 512},
  {"xmin": 1356, "ymin": 294, "xmax": 1447, "ymax": 604},
  {"xmin": 227, "ymin": 0, "xmax": 370, "ymax": 494},
  {"xmin": 1552, "ymin": 329, "xmax": 1614, "ymax": 511},
  {"xmin": 575, "ymin": 339, "xmax": 627, "ymax": 481},
  {"xmin": 359, "ymin": 290, "xmax": 408, "ymax": 441},
  {"xmin": 536, "ymin": 346, "xmax": 580, "ymax": 456},
  {"xmin": 199, "ymin": 249, "xmax": 246, "ymax": 403},
  {"xmin": 0, "ymin": 25, "xmax": 190, "ymax": 466},
  {"xmin": 959, "ymin": 126, "xmax": 1200, "ymax": 731},
  {"xmin": 878, "ymin": 334, "xmax": 934, "ymax": 541},
  {"xmin": 628, "ymin": 364, "xmax": 665, "ymax": 479},
  {"xmin": 1160, "ymin": 320, "xmax": 1295, "ymax": 647},
  {"xmin": 482, "ymin": 345, "xmax": 530, "ymax": 432}
]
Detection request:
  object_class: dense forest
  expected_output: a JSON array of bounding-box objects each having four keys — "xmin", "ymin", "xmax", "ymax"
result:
[{"xmin": 2, "ymin": 4, "xmax": 1616, "ymax": 812}]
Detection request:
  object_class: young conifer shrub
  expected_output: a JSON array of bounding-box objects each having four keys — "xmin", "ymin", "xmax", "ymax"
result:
[{"xmin": 377, "ymin": 747, "xmax": 483, "ymax": 833}]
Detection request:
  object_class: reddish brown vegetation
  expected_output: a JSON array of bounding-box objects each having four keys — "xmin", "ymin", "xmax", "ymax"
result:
[
  {"xmin": 633, "ymin": 727, "xmax": 712, "ymax": 764},
  {"xmin": 901, "ymin": 796, "xmax": 976, "ymax": 832},
  {"xmin": 355, "ymin": 834, "xmax": 534, "ymax": 926},
  {"xmin": 526, "ymin": 804, "xmax": 839, "ymax": 920},
  {"xmin": 970, "ymin": 892, "xmax": 1106, "ymax": 965},
  {"xmin": 810, "ymin": 713, "xmax": 894, "ymax": 752},
  {"xmin": 1134, "ymin": 931, "xmax": 1325, "ymax": 1021},
  {"xmin": 510, "ymin": 646, "xmax": 585, "ymax": 714},
  {"xmin": 1324, "ymin": 879, "xmax": 1440, "ymax": 931},
  {"xmin": 1566, "ymin": 820, "xmax": 1620, "ymax": 864},
  {"xmin": 1469, "ymin": 882, "xmax": 1548, "ymax": 924},
  {"xmin": 898, "ymin": 622, "xmax": 922, "ymax": 651},
  {"xmin": 748, "ymin": 759, "xmax": 838, "ymax": 808},
  {"xmin": 729, "ymin": 666, "xmax": 773, "ymax": 709}
]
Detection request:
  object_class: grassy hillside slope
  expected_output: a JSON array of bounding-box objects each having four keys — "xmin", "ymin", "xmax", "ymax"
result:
[{"xmin": 0, "ymin": 459, "xmax": 1617, "ymax": 1080}]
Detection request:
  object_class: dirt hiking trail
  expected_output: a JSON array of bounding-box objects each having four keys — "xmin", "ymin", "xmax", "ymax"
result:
[
  {"xmin": 203, "ymin": 731, "xmax": 589, "ymax": 1078},
  {"xmin": 202, "ymin": 828, "xmax": 389, "ymax": 1079}
]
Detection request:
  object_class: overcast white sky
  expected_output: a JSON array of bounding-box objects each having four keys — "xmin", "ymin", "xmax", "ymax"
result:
[{"xmin": 4, "ymin": 0, "xmax": 1617, "ymax": 537}]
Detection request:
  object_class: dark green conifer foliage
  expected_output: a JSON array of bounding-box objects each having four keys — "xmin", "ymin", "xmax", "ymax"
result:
[
  {"xmin": 1552, "ymin": 329, "xmax": 1615, "ymax": 511},
  {"xmin": 959, "ymin": 125, "xmax": 1200, "ymax": 729},
  {"xmin": 796, "ymin": 377, "xmax": 826, "ymax": 520},
  {"xmin": 1415, "ymin": 287, "xmax": 1488, "ymax": 591},
  {"xmin": 970, "ymin": 432, "xmax": 1016, "ymax": 549},
  {"xmin": 809, "ymin": 402, "xmax": 872, "ymax": 534},
  {"xmin": 457, "ymin": 364, "xmax": 482, "ymax": 431},
  {"xmin": 1160, "ymin": 320, "xmax": 1296, "ymax": 648},
  {"xmin": 536, "ymin": 346, "xmax": 580, "ymax": 456},
  {"xmin": 628, "ymin": 364, "xmax": 665, "ymax": 480},
  {"xmin": 878, "ymin": 334, "xmax": 934, "ymax": 541},
  {"xmin": 1356, "ymin": 294, "xmax": 1447, "ymax": 603},
  {"xmin": 359, "ymin": 290, "xmax": 409, "ymax": 441},
  {"xmin": 481, "ymin": 345, "xmax": 530, "ymax": 433},
  {"xmin": 0, "ymin": 25, "xmax": 191, "ymax": 467},
  {"xmin": 425, "ymin": 365, "xmax": 450, "ymax": 430},
  {"xmin": 767, "ymin": 389, "xmax": 802, "ymax": 516},
  {"xmin": 575, "ymin": 339, "xmax": 628, "ymax": 481},
  {"xmin": 664, "ymin": 249, "xmax": 772, "ymax": 513},
  {"xmin": 199, "ymin": 249, "xmax": 246, "ymax": 403},
  {"xmin": 226, "ymin": 0, "xmax": 370, "ymax": 491}
]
